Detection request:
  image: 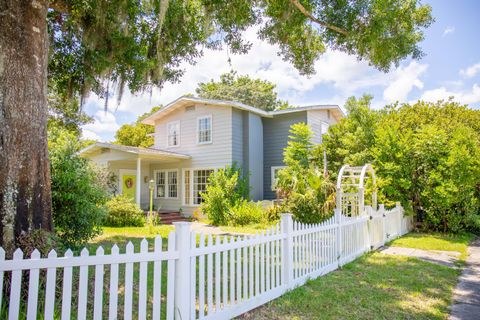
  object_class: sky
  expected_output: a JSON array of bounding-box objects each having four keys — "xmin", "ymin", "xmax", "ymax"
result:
[{"xmin": 82, "ymin": 0, "xmax": 480, "ymax": 142}]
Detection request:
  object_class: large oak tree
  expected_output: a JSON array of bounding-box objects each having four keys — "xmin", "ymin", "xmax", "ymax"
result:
[{"xmin": 0, "ymin": 0, "xmax": 433, "ymax": 251}]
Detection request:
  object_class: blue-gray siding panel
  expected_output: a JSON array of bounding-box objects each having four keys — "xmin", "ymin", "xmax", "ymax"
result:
[{"xmin": 263, "ymin": 112, "xmax": 308, "ymax": 199}]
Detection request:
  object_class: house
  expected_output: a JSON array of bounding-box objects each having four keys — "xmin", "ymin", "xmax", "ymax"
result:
[{"xmin": 79, "ymin": 96, "xmax": 344, "ymax": 215}]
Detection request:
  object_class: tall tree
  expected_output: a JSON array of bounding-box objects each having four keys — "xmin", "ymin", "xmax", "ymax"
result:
[
  {"xmin": 114, "ymin": 106, "xmax": 162, "ymax": 147},
  {"xmin": 0, "ymin": 0, "xmax": 433, "ymax": 250},
  {"xmin": 196, "ymin": 71, "xmax": 292, "ymax": 111}
]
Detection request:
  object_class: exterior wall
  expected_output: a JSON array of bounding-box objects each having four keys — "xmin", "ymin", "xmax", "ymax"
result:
[
  {"xmin": 307, "ymin": 109, "xmax": 337, "ymax": 144},
  {"xmin": 263, "ymin": 112, "xmax": 308, "ymax": 200},
  {"xmin": 232, "ymin": 109, "xmax": 243, "ymax": 165},
  {"xmin": 153, "ymin": 104, "xmax": 233, "ymax": 168},
  {"xmin": 244, "ymin": 112, "xmax": 264, "ymax": 201}
]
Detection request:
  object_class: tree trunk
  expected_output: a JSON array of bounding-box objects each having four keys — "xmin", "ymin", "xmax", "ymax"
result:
[{"xmin": 0, "ymin": 0, "xmax": 52, "ymax": 254}]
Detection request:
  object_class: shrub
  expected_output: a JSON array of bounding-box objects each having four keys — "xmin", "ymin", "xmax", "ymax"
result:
[
  {"xmin": 200, "ymin": 164, "xmax": 249, "ymax": 225},
  {"xmin": 50, "ymin": 129, "xmax": 108, "ymax": 248},
  {"xmin": 104, "ymin": 195, "xmax": 146, "ymax": 227},
  {"xmin": 228, "ymin": 200, "xmax": 266, "ymax": 226},
  {"xmin": 277, "ymin": 123, "xmax": 336, "ymax": 223}
]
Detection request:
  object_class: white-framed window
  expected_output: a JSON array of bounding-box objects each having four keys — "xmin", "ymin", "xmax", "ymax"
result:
[
  {"xmin": 320, "ymin": 121, "xmax": 329, "ymax": 143},
  {"xmin": 271, "ymin": 166, "xmax": 286, "ymax": 191},
  {"xmin": 167, "ymin": 121, "xmax": 180, "ymax": 147},
  {"xmin": 155, "ymin": 169, "xmax": 178, "ymax": 199},
  {"xmin": 197, "ymin": 115, "xmax": 212, "ymax": 144},
  {"xmin": 183, "ymin": 168, "xmax": 214, "ymax": 205}
]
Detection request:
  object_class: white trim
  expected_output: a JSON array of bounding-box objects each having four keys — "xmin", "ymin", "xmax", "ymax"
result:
[
  {"xmin": 196, "ymin": 115, "xmax": 213, "ymax": 145},
  {"xmin": 166, "ymin": 120, "xmax": 180, "ymax": 148},
  {"xmin": 271, "ymin": 166, "xmax": 287, "ymax": 191},
  {"xmin": 118, "ymin": 169, "xmax": 137, "ymax": 196},
  {"xmin": 154, "ymin": 169, "xmax": 179, "ymax": 199},
  {"xmin": 182, "ymin": 167, "xmax": 217, "ymax": 207}
]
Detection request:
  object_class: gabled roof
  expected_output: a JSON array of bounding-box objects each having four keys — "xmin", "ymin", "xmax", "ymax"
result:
[
  {"xmin": 78, "ymin": 142, "xmax": 191, "ymax": 160},
  {"xmin": 141, "ymin": 96, "xmax": 345, "ymax": 125}
]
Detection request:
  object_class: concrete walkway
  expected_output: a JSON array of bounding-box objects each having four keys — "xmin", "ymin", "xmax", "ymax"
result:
[
  {"xmin": 380, "ymin": 246, "xmax": 461, "ymax": 268},
  {"xmin": 449, "ymin": 238, "xmax": 480, "ymax": 320}
]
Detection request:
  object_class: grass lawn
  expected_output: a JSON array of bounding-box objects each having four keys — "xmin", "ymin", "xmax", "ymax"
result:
[
  {"xmin": 241, "ymin": 252, "xmax": 460, "ymax": 320},
  {"xmin": 388, "ymin": 232, "xmax": 476, "ymax": 261}
]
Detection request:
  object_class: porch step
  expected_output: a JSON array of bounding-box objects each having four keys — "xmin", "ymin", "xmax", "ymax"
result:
[{"xmin": 147, "ymin": 211, "xmax": 192, "ymax": 225}]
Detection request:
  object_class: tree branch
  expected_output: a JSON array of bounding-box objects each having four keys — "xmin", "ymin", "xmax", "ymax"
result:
[{"xmin": 289, "ymin": 0, "xmax": 349, "ymax": 36}]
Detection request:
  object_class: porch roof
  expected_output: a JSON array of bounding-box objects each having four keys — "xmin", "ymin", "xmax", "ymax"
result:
[{"xmin": 78, "ymin": 142, "xmax": 191, "ymax": 160}]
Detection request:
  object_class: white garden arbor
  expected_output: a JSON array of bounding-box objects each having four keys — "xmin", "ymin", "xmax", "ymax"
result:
[{"xmin": 336, "ymin": 164, "xmax": 377, "ymax": 217}]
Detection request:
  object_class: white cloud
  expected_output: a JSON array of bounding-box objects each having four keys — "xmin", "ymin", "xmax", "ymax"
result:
[
  {"xmin": 442, "ymin": 26, "xmax": 455, "ymax": 37},
  {"xmin": 420, "ymin": 83, "xmax": 480, "ymax": 105},
  {"xmin": 81, "ymin": 110, "xmax": 120, "ymax": 140},
  {"xmin": 460, "ymin": 62, "xmax": 480, "ymax": 78},
  {"xmin": 383, "ymin": 61, "xmax": 428, "ymax": 103},
  {"xmin": 81, "ymin": 129, "xmax": 102, "ymax": 141}
]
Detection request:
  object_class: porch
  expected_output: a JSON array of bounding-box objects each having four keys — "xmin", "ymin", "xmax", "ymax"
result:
[{"xmin": 79, "ymin": 142, "xmax": 191, "ymax": 210}]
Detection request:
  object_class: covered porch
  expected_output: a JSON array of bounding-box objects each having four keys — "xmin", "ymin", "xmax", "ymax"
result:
[{"xmin": 79, "ymin": 142, "xmax": 191, "ymax": 209}]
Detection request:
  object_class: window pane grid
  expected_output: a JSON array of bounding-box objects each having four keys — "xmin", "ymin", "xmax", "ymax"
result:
[
  {"xmin": 193, "ymin": 169, "xmax": 213, "ymax": 205},
  {"xmin": 184, "ymin": 170, "xmax": 191, "ymax": 205},
  {"xmin": 156, "ymin": 172, "xmax": 165, "ymax": 198},
  {"xmin": 198, "ymin": 117, "xmax": 211, "ymax": 143},
  {"xmin": 167, "ymin": 122, "xmax": 179, "ymax": 146},
  {"xmin": 168, "ymin": 171, "xmax": 178, "ymax": 198}
]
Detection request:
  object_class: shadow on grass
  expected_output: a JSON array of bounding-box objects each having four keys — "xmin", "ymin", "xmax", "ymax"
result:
[{"xmin": 240, "ymin": 253, "xmax": 459, "ymax": 320}]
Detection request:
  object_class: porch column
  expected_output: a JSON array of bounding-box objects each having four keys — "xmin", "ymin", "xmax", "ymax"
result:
[{"xmin": 136, "ymin": 157, "xmax": 141, "ymax": 205}]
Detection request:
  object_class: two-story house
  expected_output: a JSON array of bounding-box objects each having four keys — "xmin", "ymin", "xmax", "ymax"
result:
[{"xmin": 79, "ymin": 96, "xmax": 344, "ymax": 215}]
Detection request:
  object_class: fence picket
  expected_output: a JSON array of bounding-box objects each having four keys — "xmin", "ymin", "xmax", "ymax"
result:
[
  {"xmin": 108, "ymin": 245, "xmax": 120, "ymax": 320},
  {"xmin": 207, "ymin": 235, "xmax": 213, "ymax": 314},
  {"xmin": 26, "ymin": 250, "xmax": 40, "ymax": 320},
  {"xmin": 0, "ymin": 248, "xmax": 4, "ymax": 314},
  {"xmin": 222, "ymin": 236, "xmax": 228, "ymax": 309},
  {"xmin": 124, "ymin": 242, "xmax": 134, "ymax": 320},
  {"xmin": 8, "ymin": 249, "xmax": 23, "ymax": 320},
  {"xmin": 215, "ymin": 236, "xmax": 221, "ymax": 312},
  {"xmin": 255, "ymin": 234, "xmax": 260, "ymax": 296},
  {"xmin": 138, "ymin": 239, "xmax": 148, "ymax": 320},
  {"xmin": 93, "ymin": 247, "xmax": 105, "ymax": 320},
  {"xmin": 166, "ymin": 232, "xmax": 176, "ymax": 320},
  {"xmin": 266, "ymin": 230, "xmax": 271, "ymax": 291},
  {"xmin": 236, "ymin": 237, "xmax": 241, "ymax": 301},
  {"xmin": 77, "ymin": 248, "xmax": 89, "ymax": 320},
  {"xmin": 153, "ymin": 237, "xmax": 163, "ymax": 320},
  {"xmin": 199, "ymin": 233, "xmax": 205, "ymax": 318},
  {"xmin": 229, "ymin": 236, "xmax": 235, "ymax": 304},
  {"xmin": 44, "ymin": 250, "xmax": 58, "ymax": 320},
  {"xmin": 249, "ymin": 236, "xmax": 254, "ymax": 298},
  {"xmin": 243, "ymin": 244, "xmax": 248, "ymax": 299}
]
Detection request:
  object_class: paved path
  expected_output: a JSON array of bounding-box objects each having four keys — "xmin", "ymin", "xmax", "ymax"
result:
[
  {"xmin": 190, "ymin": 222, "xmax": 251, "ymax": 236},
  {"xmin": 449, "ymin": 238, "xmax": 480, "ymax": 320},
  {"xmin": 380, "ymin": 246, "xmax": 461, "ymax": 268}
]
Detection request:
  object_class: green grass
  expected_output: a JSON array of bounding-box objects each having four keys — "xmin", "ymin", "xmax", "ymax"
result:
[
  {"xmin": 242, "ymin": 253, "xmax": 459, "ymax": 320},
  {"xmin": 388, "ymin": 232, "xmax": 475, "ymax": 260}
]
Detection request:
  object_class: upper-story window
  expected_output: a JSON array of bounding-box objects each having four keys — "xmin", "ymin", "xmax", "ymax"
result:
[
  {"xmin": 167, "ymin": 121, "xmax": 180, "ymax": 147},
  {"xmin": 197, "ymin": 115, "xmax": 212, "ymax": 144}
]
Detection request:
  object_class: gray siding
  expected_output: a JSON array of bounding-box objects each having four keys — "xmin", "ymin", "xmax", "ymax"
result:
[
  {"xmin": 263, "ymin": 112, "xmax": 308, "ymax": 199},
  {"xmin": 246, "ymin": 113, "xmax": 264, "ymax": 200},
  {"xmin": 232, "ymin": 109, "xmax": 244, "ymax": 166}
]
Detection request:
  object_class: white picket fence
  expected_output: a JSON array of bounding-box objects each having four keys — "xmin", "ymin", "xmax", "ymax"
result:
[{"xmin": 0, "ymin": 203, "xmax": 412, "ymax": 320}]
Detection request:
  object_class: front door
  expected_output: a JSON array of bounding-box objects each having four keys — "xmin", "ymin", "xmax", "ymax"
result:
[{"xmin": 120, "ymin": 170, "xmax": 137, "ymax": 202}]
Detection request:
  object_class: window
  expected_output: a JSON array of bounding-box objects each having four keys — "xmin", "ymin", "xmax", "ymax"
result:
[
  {"xmin": 167, "ymin": 121, "xmax": 180, "ymax": 147},
  {"xmin": 183, "ymin": 168, "xmax": 214, "ymax": 205},
  {"xmin": 197, "ymin": 116, "xmax": 212, "ymax": 144},
  {"xmin": 271, "ymin": 166, "xmax": 286, "ymax": 191},
  {"xmin": 193, "ymin": 169, "xmax": 214, "ymax": 204},
  {"xmin": 183, "ymin": 170, "xmax": 190, "ymax": 205},
  {"xmin": 156, "ymin": 171, "xmax": 166, "ymax": 198},
  {"xmin": 155, "ymin": 170, "xmax": 178, "ymax": 198},
  {"xmin": 320, "ymin": 121, "xmax": 329, "ymax": 143}
]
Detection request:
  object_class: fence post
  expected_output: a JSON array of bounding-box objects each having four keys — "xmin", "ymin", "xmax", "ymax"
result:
[
  {"xmin": 280, "ymin": 214, "xmax": 293, "ymax": 290},
  {"xmin": 335, "ymin": 208, "xmax": 342, "ymax": 267},
  {"xmin": 173, "ymin": 222, "xmax": 192, "ymax": 320}
]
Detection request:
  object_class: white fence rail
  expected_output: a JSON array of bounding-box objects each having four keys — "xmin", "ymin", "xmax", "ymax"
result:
[{"xmin": 0, "ymin": 203, "xmax": 412, "ymax": 320}]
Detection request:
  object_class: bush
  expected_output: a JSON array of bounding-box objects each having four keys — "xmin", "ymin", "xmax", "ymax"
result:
[
  {"xmin": 50, "ymin": 129, "xmax": 108, "ymax": 248},
  {"xmin": 104, "ymin": 195, "xmax": 146, "ymax": 227},
  {"xmin": 200, "ymin": 164, "xmax": 249, "ymax": 225},
  {"xmin": 228, "ymin": 200, "xmax": 266, "ymax": 226}
]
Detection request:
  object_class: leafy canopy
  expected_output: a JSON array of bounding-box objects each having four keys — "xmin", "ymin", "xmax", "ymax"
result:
[
  {"xmin": 323, "ymin": 98, "xmax": 480, "ymax": 233},
  {"xmin": 196, "ymin": 71, "xmax": 292, "ymax": 111},
  {"xmin": 48, "ymin": 0, "xmax": 433, "ymax": 108},
  {"xmin": 114, "ymin": 106, "xmax": 162, "ymax": 147}
]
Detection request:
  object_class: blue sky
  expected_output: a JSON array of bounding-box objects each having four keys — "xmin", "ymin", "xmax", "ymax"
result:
[{"xmin": 82, "ymin": 0, "xmax": 480, "ymax": 141}]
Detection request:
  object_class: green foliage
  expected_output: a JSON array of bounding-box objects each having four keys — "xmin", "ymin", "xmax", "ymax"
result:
[
  {"xmin": 115, "ymin": 106, "xmax": 161, "ymax": 147},
  {"xmin": 196, "ymin": 71, "xmax": 292, "ymax": 111},
  {"xmin": 228, "ymin": 200, "xmax": 266, "ymax": 226},
  {"xmin": 48, "ymin": 0, "xmax": 432, "ymax": 108},
  {"xmin": 200, "ymin": 164, "xmax": 249, "ymax": 225},
  {"xmin": 277, "ymin": 123, "xmax": 336, "ymax": 223},
  {"xmin": 323, "ymin": 98, "xmax": 480, "ymax": 233},
  {"xmin": 104, "ymin": 195, "xmax": 146, "ymax": 227},
  {"xmin": 49, "ymin": 128, "xmax": 109, "ymax": 248}
]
